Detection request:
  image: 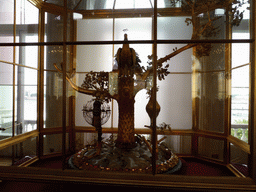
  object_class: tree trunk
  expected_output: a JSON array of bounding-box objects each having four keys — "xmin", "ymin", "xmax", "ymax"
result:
[
  {"xmin": 115, "ymin": 74, "xmax": 136, "ymax": 149},
  {"xmin": 116, "ymin": 97, "xmax": 135, "ymax": 149}
]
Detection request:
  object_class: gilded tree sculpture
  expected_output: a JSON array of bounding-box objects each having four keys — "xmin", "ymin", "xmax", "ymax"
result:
[{"xmin": 55, "ymin": 0, "xmax": 247, "ymax": 172}]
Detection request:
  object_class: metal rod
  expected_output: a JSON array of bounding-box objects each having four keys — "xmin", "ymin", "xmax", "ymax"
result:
[
  {"xmin": 111, "ymin": 17, "xmax": 115, "ymax": 130},
  {"xmin": 231, "ymin": 63, "xmax": 250, "ymax": 70},
  {"xmin": 62, "ymin": 0, "xmax": 68, "ymax": 170},
  {"xmin": 151, "ymin": 0, "xmax": 157, "ymax": 176},
  {"xmin": 0, "ymin": 39, "xmax": 254, "ymax": 47},
  {"xmin": 37, "ymin": 8, "xmax": 45, "ymax": 159},
  {"xmin": 224, "ymin": 4, "xmax": 232, "ymax": 165},
  {"xmin": 12, "ymin": 0, "xmax": 17, "ymax": 166},
  {"xmin": 249, "ymin": 0, "xmax": 256, "ymax": 180},
  {"xmin": 0, "ymin": 60, "xmax": 39, "ymax": 70}
]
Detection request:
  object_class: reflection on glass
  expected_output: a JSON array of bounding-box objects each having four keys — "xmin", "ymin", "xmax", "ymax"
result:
[
  {"xmin": 0, "ymin": 63, "xmax": 13, "ymax": 140},
  {"xmin": 231, "ymin": 66, "xmax": 249, "ymax": 143},
  {"xmin": 70, "ymin": 0, "xmax": 114, "ymax": 10},
  {"xmin": 199, "ymin": 72, "xmax": 225, "ymax": 133},
  {"xmin": 157, "ymin": 0, "xmax": 181, "ymax": 8},
  {"xmin": 0, "ymin": 0, "xmax": 14, "ymax": 25},
  {"xmin": 44, "ymin": 0, "xmax": 64, "ymax": 7},
  {"xmin": 15, "ymin": 67, "xmax": 38, "ymax": 135},
  {"xmin": 75, "ymin": 132, "xmax": 98, "ymax": 151},
  {"xmin": 13, "ymin": 137, "xmax": 37, "ymax": 165},
  {"xmin": 0, "ymin": 86, "xmax": 13, "ymax": 140},
  {"xmin": 230, "ymin": 143, "xmax": 248, "ymax": 177},
  {"xmin": 44, "ymin": 71, "xmax": 63, "ymax": 128},
  {"xmin": 45, "ymin": 13, "xmax": 63, "ymax": 42},
  {"xmin": 0, "ymin": 137, "xmax": 37, "ymax": 166},
  {"xmin": 0, "ymin": 145, "xmax": 13, "ymax": 166},
  {"xmin": 43, "ymin": 134, "xmax": 69, "ymax": 155},
  {"xmin": 115, "ymin": 0, "xmax": 152, "ymax": 9},
  {"xmin": 163, "ymin": 135, "xmax": 191, "ymax": 154},
  {"xmin": 16, "ymin": 0, "xmax": 39, "ymax": 25},
  {"xmin": 196, "ymin": 44, "xmax": 226, "ymax": 133},
  {"xmin": 198, "ymin": 137, "xmax": 224, "ymax": 161}
]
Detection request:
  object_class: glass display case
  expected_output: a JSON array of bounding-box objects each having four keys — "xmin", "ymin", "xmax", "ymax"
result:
[{"xmin": 0, "ymin": 0, "xmax": 256, "ymax": 190}]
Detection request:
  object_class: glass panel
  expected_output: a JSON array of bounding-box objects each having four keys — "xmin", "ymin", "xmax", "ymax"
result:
[
  {"xmin": 231, "ymin": 66, "xmax": 249, "ymax": 143},
  {"xmin": 76, "ymin": 45, "xmax": 113, "ymax": 72},
  {"xmin": 74, "ymin": 0, "xmax": 114, "ymax": 10},
  {"xmin": 75, "ymin": 41, "xmax": 152, "ymax": 129},
  {"xmin": 230, "ymin": 143, "xmax": 249, "ymax": 177},
  {"xmin": 13, "ymin": 137, "xmax": 37, "ymax": 165},
  {"xmin": 198, "ymin": 137, "xmax": 224, "ymax": 161},
  {"xmin": 16, "ymin": 35, "xmax": 38, "ymax": 68},
  {"xmin": 158, "ymin": 17, "xmax": 193, "ymax": 40},
  {"xmin": 75, "ymin": 17, "xmax": 153, "ymax": 130},
  {"xmin": 115, "ymin": 0, "xmax": 152, "ymax": 9},
  {"xmin": 135, "ymin": 89, "xmax": 150, "ymax": 129},
  {"xmin": 0, "ymin": 86, "xmax": 13, "ymax": 139},
  {"xmin": 114, "ymin": 42, "xmax": 152, "ymax": 71},
  {"xmin": 0, "ymin": 145, "xmax": 13, "ymax": 166},
  {"xmin": 75, "ymin": 91, "xmax": 113, "ymax": 128},
  {"xmin": 15, "ymin": 66, "xmax": 37, "ymax": 135},
  {"xmin": 156, "ymin": 17, "xmax": 193, "ymax": 129},
  {"xmin": 16, "ymin": 0, "xmax": 39, "ymax": 25},
  {"xmin": 232, "ymin": 1, "xmax": 250, "ymax": 35},
  {"xmin": 198, "ymin": 71, "xmax": 225, "ymax": 132},
  {"xmin": 24, "ymin": 43, "xmax": 38, "ymax": 68},
  {"xmin": 45, "ymin": 12, "xmax": 72, "ymax": 42},
  {"xmin": 0, "ymin": 44, "xmax": 13, "ymax": 63},
  {"xmin": 232, "ymin": 40, "xmax": 250, "ymax": 68},
  {"xmin": 158, "ymin": 74, "xmax": 192, "ymax": 130},
  {"xmin": 75, "ymin": 132, "xmax": 98, "ymax": 151},
  {"xmin": 114, "ymin": 18, "xmax": 152, "ymax": 41},
  {"xmin": 0, "ymin": 137, "xmax": 37, "ymax": 166},
  {"xmin": 43, "ymin": 134, "xmax": 69, "ymax": 155},
  {"xmin": 157, "ymin": 0, "xmax": 181, "ymax": 8},
  {"xmin": 45, "ymin": 13, "xmax": 63, "ymax": 42},
  {"xmin": 15, "ymin": 44, "xmax": 38, "ymax": 68},
  {"xmin": 158, "ymin": 44, "xmax": 193, "ymax": 73},
  {"xmin": 45, "ymin": 45, "xmax": 63, "ymax": 70},
  {"xmin": 0, "ymin": 63, "xmax": 13, "ymax": 140},
  {"xmin": 0, "ymin": 0, "xmax": 14, "ymax": 25},
  {"xmin": 0, "ymin": 62, "xmax": 13, "ymax": 85},
  {"xmin": 75, "ymin": 71, "xmax": 117, "ymax": 128},
  {"xmin": 23, "ymin": 68, "xmax": 38, "ymax": 132},
  {"xmin": 77, "ymin": 19, "xmax": 113, "ymax": 41},
  {"xmin": 45, "ymin": 45, "xmax": 72, "ymax": 128},
  {"xmin": 196, "ymin": 44, "xmax": 226, "ymax": 133},
  {"xmin": 197, "ymin": 10, "xmax": 227, "ymax": 40},
  {"xmin": 44, "ymin": 0, "xmax": 63, "ymax": 7},
  {"xmin": 44, "ymin": 71, "xmax": 63, "ymax": 128},
  {"xmin": 162, "ymin": 135, "xmax": 191, "ymax": 154},
  {"xmin": 0, "ymin": 0, "xmax": 14, "ymax": 68}
]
